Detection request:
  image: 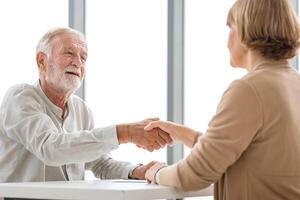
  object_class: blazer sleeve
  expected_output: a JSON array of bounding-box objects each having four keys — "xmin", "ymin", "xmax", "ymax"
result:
[{"xmin": 157, "ymin": 79, "xmax": 263, "ymax": 190}]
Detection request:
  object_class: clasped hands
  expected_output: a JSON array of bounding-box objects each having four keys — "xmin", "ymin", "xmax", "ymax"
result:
[
  {"xmin": 117, "ymin": 118, "xmax": 199, "ymax": 183},
  {"xmin": 116, "ymin": 118, "xmax": 173, "ymax": 152},
  {"xmin": 116, "ymin": 118, "xmax": 179, "ymax": 182},
  {"xmin": 116, "ymin": 118, "xmax": 171, "ymax": 181}
]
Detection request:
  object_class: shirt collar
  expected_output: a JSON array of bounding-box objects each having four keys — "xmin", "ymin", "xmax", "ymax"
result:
[{"xmin": 34, "ymin": 80, "xmax": 70, "ymax": 119}]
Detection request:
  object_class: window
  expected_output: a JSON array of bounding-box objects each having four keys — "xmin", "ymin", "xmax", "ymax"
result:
[
  {"xmin": 184, "ymin": 2, "xmax": 245, "ymax": 199},
  {"xmin": 184, "ymin": 0, "xmax": 245, "ymax": 150},
  {"xmin": 184, "ymin": 2, "xmax": 245, "ymax": 200},
  {"xmin": 0, "ymin": 0, "xmax": 68, "ymax": 102},
  {"xmin": 85, "ymin": 0, "xmax": 167, "ymax": 168}
]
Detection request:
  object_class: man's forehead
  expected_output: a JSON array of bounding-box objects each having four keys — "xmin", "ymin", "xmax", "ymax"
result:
[{"xmin": 53, "ymin": 33, "xmax": 87, "ymax": 50}]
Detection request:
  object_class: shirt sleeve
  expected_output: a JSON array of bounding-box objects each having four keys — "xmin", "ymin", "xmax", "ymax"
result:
[
  {"xmin": 0, "ymin": 85, "xmax": 119, "ymax": 166},
  {"xmin": 85, "ymin": 154, "xmax": 136, "ymax": 179},
  {"xmin": 157, "ymin": 80, "xmax": 263, "ymax": 190}
]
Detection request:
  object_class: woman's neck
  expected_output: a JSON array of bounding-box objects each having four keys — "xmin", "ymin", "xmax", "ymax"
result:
[{"xmin": 244, "ymin": 50, "xmax": 270, "ymax": 72}]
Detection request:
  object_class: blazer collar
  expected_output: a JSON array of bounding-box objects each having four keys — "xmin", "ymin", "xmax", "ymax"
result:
[{"xmin": 250, "ymin": 59, "xmax": 291, "ymax": 72}]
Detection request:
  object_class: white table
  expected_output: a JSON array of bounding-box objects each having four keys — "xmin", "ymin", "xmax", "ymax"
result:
[{"xmin": 0, "ymin": 180, "xmax": 213, "ymax": 200}]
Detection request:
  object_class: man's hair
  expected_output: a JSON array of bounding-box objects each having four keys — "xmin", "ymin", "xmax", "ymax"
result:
[
  {"xmin": 227, "ymin": 0, "xmax": 300, "ymax": 60},
  {"xmin": 36, "ymin": 27, "xmax": 86, "ymax": 56}
]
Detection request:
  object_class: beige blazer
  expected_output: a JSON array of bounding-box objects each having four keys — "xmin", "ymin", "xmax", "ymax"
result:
[{"xmin": 157, "ymin": 60, "xmax": 300, "ymax": 200}]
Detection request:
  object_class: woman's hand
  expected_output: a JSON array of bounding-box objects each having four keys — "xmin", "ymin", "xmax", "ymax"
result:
[
  {"xmin": 130, "ymin": 161, "xmax": 158, "ymax": 180},
  {"xmin": 145, "ymin": 162, "xmax": 168, "ymax": 184},
  {"xmin": 144, "ymin": 120, "xmax": 200, "ymax": 148},
  {"xmin": 144, "ymin": 120, "xmax": 178, "ymax": 140}
]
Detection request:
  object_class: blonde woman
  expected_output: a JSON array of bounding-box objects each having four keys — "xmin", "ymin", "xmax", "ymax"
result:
[{"xmin": 145, "ymin": 0, "xmax": 300, "ymax": 199}]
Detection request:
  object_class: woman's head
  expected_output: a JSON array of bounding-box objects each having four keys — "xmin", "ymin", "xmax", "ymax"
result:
[{"xmin": 227, "ymin": 0, "xmax": 300, "ymax": 62}]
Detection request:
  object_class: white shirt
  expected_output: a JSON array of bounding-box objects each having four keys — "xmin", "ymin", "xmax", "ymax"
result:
[{"xmin": 0, "ymin": 81, "xmax": 135, "ymax": 182}]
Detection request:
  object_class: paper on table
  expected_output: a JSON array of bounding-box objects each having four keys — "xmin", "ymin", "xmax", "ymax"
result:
[{"xmin": 111, "ymin": 179, "xmax": 147, "ymax": 183}]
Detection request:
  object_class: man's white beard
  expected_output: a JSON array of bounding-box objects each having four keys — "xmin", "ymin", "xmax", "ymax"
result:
[
  {"xmin": 46, "ymin": 66, "xmax": 82, "ymax": 94},
  {"xmin": 60, "ymin": 74, "xmax": 82, "ymax": 93}
]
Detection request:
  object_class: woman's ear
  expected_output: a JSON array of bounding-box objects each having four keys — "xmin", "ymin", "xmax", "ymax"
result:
[{"xmin": 36, "ymin": 52, "xmax": 47, "ymax": 73}]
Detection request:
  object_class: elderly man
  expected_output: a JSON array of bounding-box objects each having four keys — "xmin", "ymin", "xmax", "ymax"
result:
[{"xmin": 0, "ymin": 27, "xmax": 172, "ymax": 184}]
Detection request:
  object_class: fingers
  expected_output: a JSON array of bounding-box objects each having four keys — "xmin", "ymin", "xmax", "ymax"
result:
[
  {"xmin": 153, "ymin": 128, "xmax": 168, "ymax": 148},
  {"xmin": 136, "ymin": 143, "xmax": 156, "ymax": 152},
  {"xmin": 145, "ymin": 162, "xmax": 168, "ymax": 184},
  {"xmin": 136, "ymin": 130, "xmax": 172, "ymax": 151},
  {"xmin": 144, "ymin": 121, "xmax": 160, "ymax": 131},
  {"xmin": 157, "ymin": 130, "xmax": 173, "ymax": 145},
  {"xmin": 145, "ymin": 161, "xmax": 159, "ymax": 169},
  {"xmin": 145, "ymin": 167, "xmax": 155, "ymax": 183},
  {"xmin": 146, "ymin": 129, "xmax": 169, "ymax": 149},
  {"xmin": 137, "ymin": 130, "xmax": 164, "ymax": 151},
  {"xmin": 144, "ymin": 123, "xmax": 173, "ymax": 146},
  {"xmin": 131, "ymin": 119, "xmax": 173, "ymax": 151},
  {"xmin": 144, "ymin": 121, "xmax": 171, "ymax": 137}
]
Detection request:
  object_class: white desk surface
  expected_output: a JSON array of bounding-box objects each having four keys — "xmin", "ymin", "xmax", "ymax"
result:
[{"xmin": 0, "ymin": 180, "xmax": 213, "ymax": 200}]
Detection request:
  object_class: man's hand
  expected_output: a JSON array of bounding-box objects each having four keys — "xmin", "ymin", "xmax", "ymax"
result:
[
  {"xmin": 145, "ymin": 162, "xmax": 168, "ymax": 184},
  {"xmin": 117, "ymin": 118, "xmax": 173, "ymax": 152},
  {"xmin": 144, "ymin": 120, "xmax": 200, "ymax": 148},
  {"xmin": 130, "ymin": 161, "xmax": 158, "ymax": 180}
]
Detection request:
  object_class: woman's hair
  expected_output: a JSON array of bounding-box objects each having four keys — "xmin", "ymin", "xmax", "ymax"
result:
[
  {"xmin": 36, "ymin": 27, "xmax": 86, "ymax": 56},
  {"xmin": 227, "ymin": 0, "xmax": 300, "ymax": 60}
]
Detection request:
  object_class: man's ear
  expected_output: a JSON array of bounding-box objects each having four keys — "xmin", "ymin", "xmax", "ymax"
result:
[{"xmin": 36, "ymin": 52, "xmax": 47, "ymax": 73}]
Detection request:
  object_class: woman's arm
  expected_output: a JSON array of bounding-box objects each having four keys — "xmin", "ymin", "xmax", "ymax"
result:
[
  {"xmin": 146, "ymin": 80, "xmax": 263, "ymax": 190},
  {"xmin": 144, "ymin": 120, "xmax": 201, "ymax": 148}
]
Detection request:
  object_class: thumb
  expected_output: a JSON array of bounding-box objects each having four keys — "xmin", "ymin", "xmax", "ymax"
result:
[
  {"xmin": 145, "ymin": 161, "xmax": 159, "ymax": 168},
  {"xmin": 144, "ymin": 121, "xmax": 159, "ymax": 131}
]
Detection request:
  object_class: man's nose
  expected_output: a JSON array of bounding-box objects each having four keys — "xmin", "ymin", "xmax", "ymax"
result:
[{"xmin": 71, "ymin": 55, "xmax": 84, "ymax": 68}]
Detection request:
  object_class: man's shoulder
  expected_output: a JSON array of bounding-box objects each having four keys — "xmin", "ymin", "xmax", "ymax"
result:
[
  {"xmin": 7, "ymin": 83, "xmax": 33, "ymax": 91},
  {"xmin": 70, "ymin": 94, "xmax": 91, "ymax": 111},
  {"xmin": 2, "ymin": 83, "xmax": 41, "ymax": 105},
  {"xmin": 5, "ymin": 83, "xmax": 37, "ymax": 96},
  {"xmin": 70, "ymin": 94, "xmax": 86, "ymax": 106},
  {"xmin": 69, "ymin": 94, "xmax": 93, "ymax": 119}
]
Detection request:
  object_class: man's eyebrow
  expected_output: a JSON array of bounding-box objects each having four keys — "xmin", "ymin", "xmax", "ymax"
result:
[
  {"xmin": 62, "ymin": 46, "xmax": 87, "ymax": 56},
  {"xmin": 63, "ymin": 47, "xmax": 73, "ymax": 51}
]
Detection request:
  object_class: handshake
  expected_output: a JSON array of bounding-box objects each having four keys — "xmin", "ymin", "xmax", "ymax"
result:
[
  {"xmin": 116, "ymin": 118, "xmax": 199, "ymax": 181},
  {"xmin": 116, "ymin": 118, "xmax": 172, "ymax": 181},
  {"xmin": 116, "ymin": 118, "xmax": 173, "ymax": 152}
]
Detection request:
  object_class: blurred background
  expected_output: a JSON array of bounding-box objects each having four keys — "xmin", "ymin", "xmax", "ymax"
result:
[{"xmin": 0, "ymin": 1, "xmax": 298, "ymax": 199}]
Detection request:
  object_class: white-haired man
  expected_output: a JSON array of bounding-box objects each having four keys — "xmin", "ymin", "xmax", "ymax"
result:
[{"xmin": 0, "ymin": 27, "xmax": 172, "ymax": 185}]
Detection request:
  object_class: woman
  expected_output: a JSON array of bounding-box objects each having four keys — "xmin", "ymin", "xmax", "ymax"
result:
[{"xmin": 145, "ymin": 0, "xmax": 300, "ymax": 199}]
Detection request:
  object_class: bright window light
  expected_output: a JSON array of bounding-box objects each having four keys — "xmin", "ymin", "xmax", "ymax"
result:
[
  {"xmin": 85, "ymin": 0, "xmax": 167, "ymax": 178},
  {"xmin": 184, "ymin": 3, "xmax": 246, "ymax": 200},
  {"xmin": 0, "ymin": 0, "xmax": 68, "ymax": 102}
]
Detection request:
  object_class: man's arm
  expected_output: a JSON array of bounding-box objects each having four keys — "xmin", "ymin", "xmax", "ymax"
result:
[
  {"xmin": 1, "ymin": 85, "xmax": 172, "ymax": 166},
  {"xmin": 85, "ymin": 154, "xmax": 136, "ymax": 179},
  {"xmin": 116, "ymin": 119, "xmax": 173, "ymax": 152},
  {"xmin": 85, "ymin": 154, "xmax": 158, "ymax": 180}
]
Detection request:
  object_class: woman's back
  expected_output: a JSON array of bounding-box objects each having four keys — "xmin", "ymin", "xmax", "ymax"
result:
[{"xmin": 215, "ymin": 60, "xmax": 300, "ymax": 200}]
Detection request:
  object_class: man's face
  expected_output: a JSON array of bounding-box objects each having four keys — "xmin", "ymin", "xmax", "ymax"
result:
[{"xmin": 43, "ymin": 33, "xmax": 87, "ymax": 94}]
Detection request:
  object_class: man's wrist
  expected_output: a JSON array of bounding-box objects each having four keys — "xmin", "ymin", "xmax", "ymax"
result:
[
  {"xmin": 116, "ymin": 124, "xmax": 131, "ymax": 144},
  {"xmin": 128, "ymin": 164, "xmax": 143, "ymax": 179}
]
